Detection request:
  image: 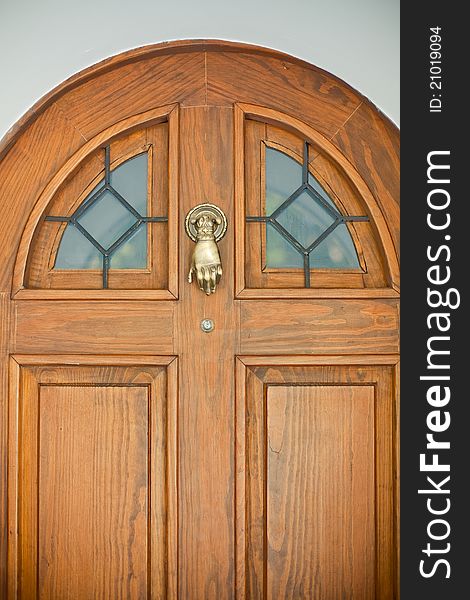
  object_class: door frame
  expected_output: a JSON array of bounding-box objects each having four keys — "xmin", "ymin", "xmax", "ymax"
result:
[
  {"xmin": 7, "ymin": 354, "xmax": 178, "ymax": 599},
  {"xmin": 0, "ymin": 40, "xmax": 400, "ymax": 597}
]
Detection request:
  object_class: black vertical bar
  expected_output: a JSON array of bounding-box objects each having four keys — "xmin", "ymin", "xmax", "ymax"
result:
[
  {"xmin": 103, "ymin": 255, "xmax": 109, "ymax": 288},
  {"xmin": 303, "ymin": 253, "xmax": 310, "ymax": 287},
  {"xmin": 401, "ymin": 6, "xmax": 464, "ymax": 599},
  {"xmin": 302, "ymin": 141, "xmax": 309, "ymax": 184}
]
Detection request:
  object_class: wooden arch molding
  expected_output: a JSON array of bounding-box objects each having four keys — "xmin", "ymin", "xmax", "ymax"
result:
[{"xmin": 0, "ymin": 39, "xmax": 399, "ymax": 298}]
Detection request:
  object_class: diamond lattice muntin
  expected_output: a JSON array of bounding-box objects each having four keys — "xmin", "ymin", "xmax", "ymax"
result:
[
  {"xmin": 47, "ymin": 147, "xmax": 167, "ymax": 288},
  {"xmin": 246, "ymin": 142, "xmax": 369, "ymax": 287}
]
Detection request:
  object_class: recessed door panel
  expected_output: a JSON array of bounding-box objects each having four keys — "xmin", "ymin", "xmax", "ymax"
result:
[
  {"xmin": 8, "ymin": 360, "xmax": 177, "ymax": 600},
  {"xmin": 38, "ymin": 385, "xmax": 149, "ymax": 599},
  {"xmin": 266, "ymin": 385, "xmax": 375, "ymax": 599},
  {"xmin": 237, "ymin": 360, "xmax": 397, "ymax": 600}
]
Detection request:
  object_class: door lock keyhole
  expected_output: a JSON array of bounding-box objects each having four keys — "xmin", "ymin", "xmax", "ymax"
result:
[{"xmin": 200, "ymin": 319, "xmax": 215, "ymax": 333}]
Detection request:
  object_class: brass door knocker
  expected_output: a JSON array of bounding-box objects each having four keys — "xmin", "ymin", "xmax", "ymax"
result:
[{"xmin": 185, "ymin": 203, "xmax": 227, "ymax": 295}]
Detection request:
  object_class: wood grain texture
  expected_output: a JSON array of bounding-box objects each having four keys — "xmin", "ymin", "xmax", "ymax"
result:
[
  {"xmin": 0, "ymin": 40, "xmax": 368, "ymax": 159},
  {"xmin": 38, "ymin": 385, "xmax": 149, "ymax": 599},
  {"xmin": 0, "ymin": 108, "xmax": 86, "ymax": 291},
  {"xmin": 236, "ymin": 287, "xmax": 399, "ymax": 299},
  {"xmin": 0, "ymin": 41, "xmax": 400, "ymax": 598},
  {"xmin": 0, "ymin": 40, "xmax": 203, "ymax": 160},
  {"xmin": 11, "ymin": 354, "xmax": 176, "ymax": 366},
  {"xmin": 238, "ymin": 354, "xmax": 400, "ymax": 367},
  {"xmin": 55, "ymin": 53, "xmax": 205, "ymax": 141},
  {"xmin": 206, "ymin": 52, "xmax": 361, "ymax": 138},
  {"xmin": 236, "ymin": 360, "xmax": 398, "ymax": 600},
  {"xmin": 0, "ymin": 39, "xmax": 386, "ymax": 159},
  {"xmin": 242, "ymin": 119, "xmax": 387, "ymax": 290},
  {"xmin": 240, "ymin": 299, "xmax": 399, "ymax": 355},
  {"xmin": 175, "ymin": 107, "xmax": 236, "ymax": 599},
  {"xmin": 14, "ymin": 301, "xmax": 174, "ymax": 354},
  {"xmin": 0, "ymin": 293, "xmax": 12, "ymax": 599},
  {"xmin": 8, "ymin": 362, "xmax": 177, "ymax": 599},
  {"xmin": 266, "ymin": 385, "xmax": 375, "ymax": 599},
  {"xmin": 13, "ymin": 289, "xmax": 176, "ymax": 301},
  {"xmin": 332, "ymin": 101, "xmax": 400, "ymax": 263}
]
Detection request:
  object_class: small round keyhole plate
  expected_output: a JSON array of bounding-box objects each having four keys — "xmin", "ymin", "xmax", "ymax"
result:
[{"xmin": 200, "ymin": 318, "xmax": 215, "ymax": 333}]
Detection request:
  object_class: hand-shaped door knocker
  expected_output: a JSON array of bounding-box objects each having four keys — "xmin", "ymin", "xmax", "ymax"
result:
[{"xmin": 185, "ymin": 203, "xmax": 228, "ymax": 295}]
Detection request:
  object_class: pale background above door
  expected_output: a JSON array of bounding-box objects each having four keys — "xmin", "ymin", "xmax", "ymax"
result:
[{"xmin": 0, "ymin": 0, "xmax": 399, "ymax": 140}]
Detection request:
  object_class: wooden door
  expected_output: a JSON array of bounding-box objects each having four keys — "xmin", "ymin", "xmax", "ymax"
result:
[{"xmin": 0, "ymin": 42, "xmax": 399, "ymax": 599}]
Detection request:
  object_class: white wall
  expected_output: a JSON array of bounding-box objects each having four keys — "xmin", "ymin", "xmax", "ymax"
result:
[{"xmin": 0, "ymin": 0, "xmax": 399, "ymax": 141}]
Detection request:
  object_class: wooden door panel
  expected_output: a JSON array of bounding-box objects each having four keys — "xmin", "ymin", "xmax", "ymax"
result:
[
  {"xmin": 240, "ymin": 299, "xmax": 399, "ymax": 355},
  {"xmin": 266, "ymin": 385, "xmax": 375, "ymax": 599},
  {"xmin": 236, "ymin": 358, "xmax": 398, "ymax": 600},
  {"xmin": 8, "ymin": 359, "xmax": 177, "ymax": 599},
  {"xmin": 38, "ymin": 385, "xmax": 149, "ymax": 599},
  {"xmin": 14, "ymin": 301, "xmax": 174, "ymax": 354}
]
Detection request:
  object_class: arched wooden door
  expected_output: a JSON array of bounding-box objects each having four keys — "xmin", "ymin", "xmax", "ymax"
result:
[{"xmin": 0, "ymin": 41, "xmax": 399, "ymax": 599}]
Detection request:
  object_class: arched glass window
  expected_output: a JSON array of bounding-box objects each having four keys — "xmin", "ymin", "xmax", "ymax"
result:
[
  {"xmin": 50, "ymin": 148, "xmax": 166, "ymax": 287},
  {"xmin": 239, "ymin": 114, "xmax": 394, "ymax": 293},
  {"xmin": 247, "ymin": 143, "xmax": 367, "ymax": 287},
  {"xmin": 23, "ymin": 116, "xmax": 174, "ymax": 293},
  {"xmin": 264, "ymin": 146, "xmax": 362, "ymax": 272}
]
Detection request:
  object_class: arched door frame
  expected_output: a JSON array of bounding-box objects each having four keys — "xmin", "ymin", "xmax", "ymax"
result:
[{"xmin": 0, "ymin": 40, "xmax": 399, "ymax": 596}]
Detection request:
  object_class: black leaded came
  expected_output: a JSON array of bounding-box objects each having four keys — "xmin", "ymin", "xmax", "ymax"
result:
[
  {"xmin": 246, "ymin": 141, "xmax": 369, "ymax": 287},
  {"xmin": 46, "ymin": 146, "xmax": 167, "ymax": 288}
]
